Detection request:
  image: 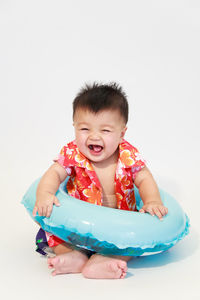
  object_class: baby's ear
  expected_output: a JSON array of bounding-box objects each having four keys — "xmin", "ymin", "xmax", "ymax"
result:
[{"xmin": 120, "ymin": 126, "xmax": 127, "ymax": 140}]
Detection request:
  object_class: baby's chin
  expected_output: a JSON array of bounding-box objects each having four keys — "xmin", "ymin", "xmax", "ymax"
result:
[
  {"xmin": 86, "ymin": 152, "xmax": 105, "ymax": 163},
  {"xmin": 85, "ymin": 149, "xmax": 106, "ymax": 164},
  {"xmin": 88, "ymin": 150, "xmax": 119, "ymax": 167}
]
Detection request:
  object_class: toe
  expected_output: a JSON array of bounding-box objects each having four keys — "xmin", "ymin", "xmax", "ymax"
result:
[
  {"xmin": 120, "ymin": 271, "xmax": 127, "ymax": 279},
  {"xmin": 51, "ymin": 270, "xmax": 58, "ymax": 276},
  {"xmin": 51, "ymin": 256, "xmax": 60, "ymax": 266},
  {"xmin": 47, "ymin": 256, "xmax": 61, "ymax": 271},
  {"xmin": 48, "ymin": 264, "xmax": 53, "ymax": 269},
  {"xmin": 107, "ymin": 261, "xmax": 125, "ymax": 279},
  {"xmin": 47, "ymin": 257, "xmax": 52, "ymax": 265},
  {"xmin": 117, "ymin": 261, "xmax": 127, "ymax": 279},
  {"xmin": 47, "ymin": 258, "xmax": 54, "ymax": 268}
]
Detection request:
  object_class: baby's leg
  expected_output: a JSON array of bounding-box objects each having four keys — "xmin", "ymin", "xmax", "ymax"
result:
[
  {"xmin": 51, "ymin": 242, "xmax": 73, "ymax": 255},
  {"xmin": 82, "ymin": 254, "xmax": 132, "ymax": 279},
  {"xmin": 48, "ymin": 243, "xmax": 89, "ymax": 276}
]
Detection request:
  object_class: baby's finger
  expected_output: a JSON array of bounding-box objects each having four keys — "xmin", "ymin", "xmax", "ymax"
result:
[
  {"xmin": 146, "ymin": 207, "xmax": 155, "ymax": 217},
  {"xmin": 139, "ymin": 208, "xmax": 145, "ymax": 213},
  {"xmin": 160, "ymin": 206, "xmax": 168, "ymax": 216},
  {"xmin": 46, "ymin": 205, "xmax": 52, "ymax": 218},
  {"xmin": 32, "ymin": 206, "xmax": 38, "ymax": 217},
  {"xmin": 53, "ymin": 197, "xmax": 60, "ymax": 207},
  {"xmin": 43, "ymin": 206, "xmax": 50, "ymax": 217},
  {"xmin": 153, "ymin": 207, "xmax": 163, "ymax": 220},
  {"xmin": 38, "ymin": 206, "xmax": 44, "ymax": 216},
  {"xmin": 42, "ymin": 206, "xmax": 47, "ymax": 217}
]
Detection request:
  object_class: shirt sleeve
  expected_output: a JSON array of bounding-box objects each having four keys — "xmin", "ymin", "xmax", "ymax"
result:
[
  {"xmin": 53, "ymin": 146, "xmax": 73, "ymax": 176},
  {"xmin": 131, "ymin": 146, "xmax": 146, "ymax": 179}
]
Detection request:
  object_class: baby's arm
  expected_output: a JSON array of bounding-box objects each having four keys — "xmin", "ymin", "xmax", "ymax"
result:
[
  {"xmin": 134, "ymin": 166, "xmax": 168, "ymax": 220},
  {"xmin": 32, "ymin": 162, "xmax": 68, "ymax": 218}
]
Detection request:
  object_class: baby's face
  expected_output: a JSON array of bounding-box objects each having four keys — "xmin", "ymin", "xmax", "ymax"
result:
[{"xmin": 73, "ymin": 108, "xmax": 127, "ymax": 166}]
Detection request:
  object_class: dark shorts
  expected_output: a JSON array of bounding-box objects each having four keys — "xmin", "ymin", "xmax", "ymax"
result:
[{"xmin": 35, "ymin": 228, "xmax": 95, "ymax": 258}]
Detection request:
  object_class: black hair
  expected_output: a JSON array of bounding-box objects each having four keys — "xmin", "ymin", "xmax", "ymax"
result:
[{"xmin": 73, "ymin": 82, "xmax": 129, "ymax": 124}]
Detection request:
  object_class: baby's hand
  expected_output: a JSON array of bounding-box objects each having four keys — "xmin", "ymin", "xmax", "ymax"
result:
[
  {"xmin": 139, "ymin": 202, "xmax": 168, "ymax": 220},
  {"xmin": 32, "ymin": 192, "xmax": 60, "ymax": 218}
]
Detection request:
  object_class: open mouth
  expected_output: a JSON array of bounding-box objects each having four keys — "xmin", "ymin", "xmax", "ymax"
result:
[{"xmin": 88, "ymin": 144, "xmax": 103, "ymax": 153}]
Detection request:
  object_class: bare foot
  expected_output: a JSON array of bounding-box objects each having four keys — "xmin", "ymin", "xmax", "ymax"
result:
[
  {"xmin": 82, "ymin": 254, "xmax": 128, "ymax": 279},
  {"xmin": 47, "ymin": 250, "xmax": 88, "ymax": 276}
]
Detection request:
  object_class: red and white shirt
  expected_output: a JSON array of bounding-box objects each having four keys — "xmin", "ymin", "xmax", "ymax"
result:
[{"xmin": 55, "ymin": 139, "xmax": 145, "ymax": 211}]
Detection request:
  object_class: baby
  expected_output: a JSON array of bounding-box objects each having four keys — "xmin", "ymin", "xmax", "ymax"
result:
[{"xmin": 33, "ymin": 82, "xmax": 168, "ymax": 279}]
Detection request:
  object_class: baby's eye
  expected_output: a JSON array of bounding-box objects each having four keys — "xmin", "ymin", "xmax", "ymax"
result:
[
  {"xmin": 102, "ymin": 129, "xmax": 111, "ymax": 132},
  {"xmin": 80, "ymin": 128, "xmax": 89, "ymax": 131}
]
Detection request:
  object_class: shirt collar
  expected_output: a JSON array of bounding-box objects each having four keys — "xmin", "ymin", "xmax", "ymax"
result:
[
  {"xmin": 118, "ymin": 139, "xmax": 136, "ymax": 169},
  {"xmin": 68, "ymin": 139, "xmax": 134, "ymax": 169}
]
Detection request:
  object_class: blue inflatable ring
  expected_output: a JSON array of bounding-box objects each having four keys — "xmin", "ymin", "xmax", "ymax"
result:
[{"xmin": 22, "ymin": 177, "xmax": 189, "ymax": 256}]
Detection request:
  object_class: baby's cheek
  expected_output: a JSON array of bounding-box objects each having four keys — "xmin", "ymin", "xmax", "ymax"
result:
[
  {"xmin": 107, "ymin": 138, "xmax": 121, "ymax": 151},
  {"xmin": 75, "ymin": 136, "xmax": 84, "ymax": 147}
]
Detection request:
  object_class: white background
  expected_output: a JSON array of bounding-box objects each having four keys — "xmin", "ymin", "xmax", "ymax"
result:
[{"xmin": 0, "ymin": 1, "xmax": 200, "ymax": 299}]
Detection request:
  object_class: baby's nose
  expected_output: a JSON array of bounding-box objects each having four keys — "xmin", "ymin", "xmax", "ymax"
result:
[{"xmin": 89, "ymin": 131, "xmax": 101, "ymax": 140}]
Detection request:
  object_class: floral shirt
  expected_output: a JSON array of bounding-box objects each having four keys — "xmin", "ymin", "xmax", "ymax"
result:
[{"xmin": 55, "ymin": 139, "xmax": 145, "ymax": 211}]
